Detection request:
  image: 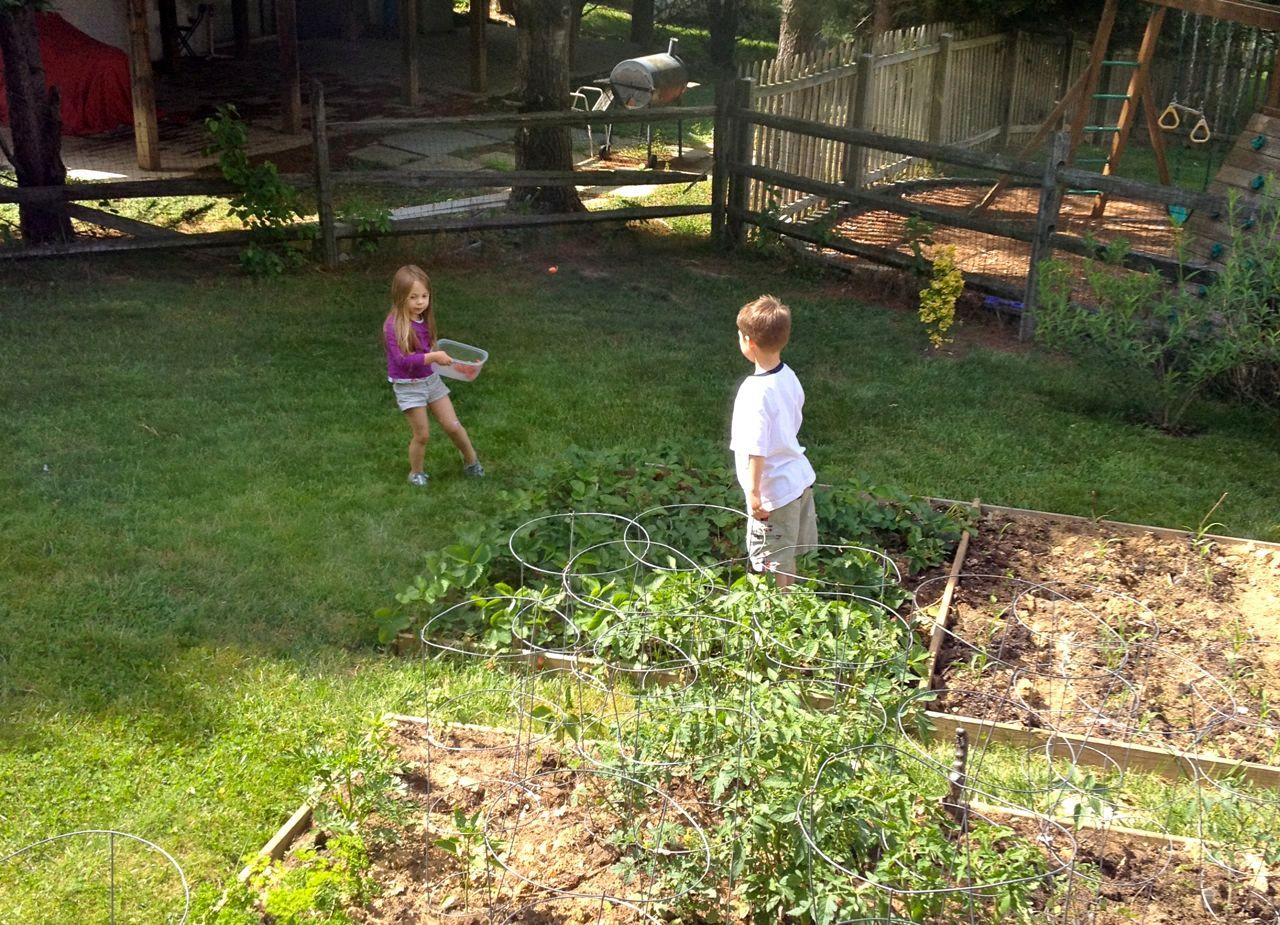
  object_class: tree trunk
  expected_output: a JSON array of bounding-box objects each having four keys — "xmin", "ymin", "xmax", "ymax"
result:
[
  {"xmin": 0, "ymin": 8, "xmax": 73, "ymax": 245},
  {"xmin": 707, "ymin": 0, "xmax": 738, "ymax": 75},
  {"xmin": 511, "ymin": 0, "xmax": 584, "ymax": 212},
  {"xmin": 872, "ymin": 0, "xmax": 893, "ymax": 37},
  {"xmin": 630, "ymin": 0, "xmax": 654, "ymax": 47},
  {"xmin": 776, "ymin": 0, "xmax": 823, "ymax": 61}
]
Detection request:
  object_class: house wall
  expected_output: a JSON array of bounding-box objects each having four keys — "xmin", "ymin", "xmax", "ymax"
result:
[{"xmin": 53, "ymin": 0, "xmax": 131, "ymax": 51}]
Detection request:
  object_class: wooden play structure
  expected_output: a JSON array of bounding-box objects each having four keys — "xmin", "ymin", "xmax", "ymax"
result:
[{"xmin": 979, "ymin": 0, "xmax": 1280, "ymax": 263}]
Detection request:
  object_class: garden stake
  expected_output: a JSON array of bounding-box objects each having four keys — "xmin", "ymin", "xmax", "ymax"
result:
[{"xmin": 942, "ymin": 727, "xmax": 970, "ymax": 828}]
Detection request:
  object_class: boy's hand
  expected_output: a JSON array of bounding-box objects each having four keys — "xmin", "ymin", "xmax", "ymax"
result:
[{"xmin": 748, "ymin": 492, "xmax": 769, "ymax": 521}]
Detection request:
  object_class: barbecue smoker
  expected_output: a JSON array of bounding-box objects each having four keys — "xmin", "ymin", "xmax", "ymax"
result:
[{"xmin": 572, "ymin": 39, "xmax": 695, "ymax": 167}]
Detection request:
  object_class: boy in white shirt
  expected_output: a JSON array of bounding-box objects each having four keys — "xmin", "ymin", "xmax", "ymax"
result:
[{"xmin": 730, "ymin": 294, "xmax": 817, "ymax": 587}]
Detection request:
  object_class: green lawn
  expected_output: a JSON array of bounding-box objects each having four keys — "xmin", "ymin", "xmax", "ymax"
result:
[{"xmin": 3, "ymin": 229, "xmax": 1280, "ymax": 920}]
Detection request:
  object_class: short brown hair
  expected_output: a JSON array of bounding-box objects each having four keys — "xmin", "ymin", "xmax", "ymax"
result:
[{"xmin": 736, "ymin": 294, "xmax": 791, "ymax": 351}]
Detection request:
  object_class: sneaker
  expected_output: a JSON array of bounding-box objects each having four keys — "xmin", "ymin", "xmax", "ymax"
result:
[
  {"xmin": 463, "ymin": 461, "xmax": 485, "ymax": 478},
  {"xmin": 407, "ymin": 472, "xmax": 429, "ymax": 487}
]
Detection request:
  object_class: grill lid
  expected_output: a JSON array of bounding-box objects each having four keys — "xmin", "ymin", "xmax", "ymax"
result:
[{"xmin": 609, "ymin": 39, "xmax": 688, "ymax": 109}]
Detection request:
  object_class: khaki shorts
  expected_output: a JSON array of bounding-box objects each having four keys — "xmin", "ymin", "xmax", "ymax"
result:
[
  {"xmin": 746, "ymin": 486, "xmax": 818, "ymax": 575},
  {"xmin": 391, "ymin": 373, "xmax": 450, "ymax": 411}
]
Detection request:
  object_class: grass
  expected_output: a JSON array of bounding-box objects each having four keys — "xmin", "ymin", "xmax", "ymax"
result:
[
  {"xmin": 4, "ymin": 227, "xmax": 1280, "ymax": 920},
  {"xmin": 578, "ymin": 5, "xmax": 778, "ymax": 70}
]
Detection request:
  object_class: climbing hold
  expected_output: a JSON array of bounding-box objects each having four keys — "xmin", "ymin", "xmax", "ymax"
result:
[
  {"xmin": 1251, "ymin": 175, "xmax": 1266, "ymax": 191},
  {"xmin": 1198, "ymin": 285, "xmax": 1209, "ymax": 298},
  {"xmin": 1252, "ymin": 134, "xmax": 1267, "ymax": 150},
  {"xmin": 1210, "ymin": 211, "xmax": 1222, "ymax": 221},
  {"xmin": 1243, "ymin": 216, "xmax": 1256, "ymax": 230},
  {"xmin": 1210, "ymin": 242, "xmax": 1225, "ymax": 259},
  {"xmin": 1169, "ymin": 205, "xmax": 1190, "ymax": 225}
]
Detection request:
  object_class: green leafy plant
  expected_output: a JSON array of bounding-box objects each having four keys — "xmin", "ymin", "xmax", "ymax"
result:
[
  {"xmin": 337, "ymin": 198, "xmax": 391, "ymax": 255},
  {"xmin": 618, "ymin": 684, "xmax": 1048, "ymax": 924},
  {"xmin": 374, "ymin": 541, "xmax": 493, "ymax": 643},
  {"xmin": 254, "ymin": 835, "xmax": 370, "ymax": 925},
  {"xmin": 296, "ymin": 717, "xmax": 414, "ymax": 845},
  {"xmin": 1035, "ymin": 220, "xmax": 1280, "ymax": 430},
  {"xmin": 203, "ymin": 104, "xmax": 312, "ymax": 275},
  {"xmin": 432, "ymin": 806, "xmax": 492, "ymax": 907},
  {"xmin": 919, "ymin": 244, "xmax": 963, "ymax": 349}
]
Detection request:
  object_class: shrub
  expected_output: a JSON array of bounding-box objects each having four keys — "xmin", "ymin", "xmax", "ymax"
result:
[
  {"xmin": 1034, "ymin": 225, "xmax": 1280, "ymax": 431},
  {"xmin": 919, "ymin": 244, "xmax": 963, "ymax": 349},
  {"xmin": 204, "ymin": 104, "xmax": 312, "ymax": 275}
]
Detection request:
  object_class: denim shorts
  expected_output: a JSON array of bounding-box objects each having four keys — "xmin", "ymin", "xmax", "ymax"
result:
[{"xmin": 391, "ymin": 372, "xmax": 450, "ymax": 411}]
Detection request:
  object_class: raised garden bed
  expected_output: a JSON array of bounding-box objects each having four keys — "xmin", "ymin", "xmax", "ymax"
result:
[
  {"xmin": 243, "ymin": 482, "xmax": 1280, "ymax": 925},
  {"xmin": 255, "ymin": 717, "xmax": 1280, "ymax": 925},
  {"xmin": 924, "ymin": 503, "xmax": 1280, "ymax": 778}
]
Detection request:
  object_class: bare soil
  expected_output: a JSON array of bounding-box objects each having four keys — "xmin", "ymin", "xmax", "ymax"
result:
[
  {"xmin": 933, "ymin": 510, "xmax": 1280, "ymax": 763},
  {"xmin": 300, "ymin": 723, "xmax": 1280, "ymax": 925}
]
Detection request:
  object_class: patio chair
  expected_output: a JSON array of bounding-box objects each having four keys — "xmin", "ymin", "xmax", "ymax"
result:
[
  {"xmin": 177, "ymin": 3, "xmax": 213, "ymax": 57},
  {"xmin": 570, "ymin": 81, "xmax": 615, "ymax": 158}
]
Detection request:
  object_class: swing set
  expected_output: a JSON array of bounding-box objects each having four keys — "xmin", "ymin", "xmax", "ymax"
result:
[{"xmin": 977, "ymin": 0, "xmax": 1280, "ymax": 221}]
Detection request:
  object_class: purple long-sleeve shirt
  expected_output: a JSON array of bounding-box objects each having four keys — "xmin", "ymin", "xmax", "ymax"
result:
[{"xmin": 384, "ymin": 316, "xmax": 434, "ymax": 380}]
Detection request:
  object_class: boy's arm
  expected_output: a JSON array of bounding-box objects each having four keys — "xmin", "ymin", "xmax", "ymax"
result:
[{"xmin": 746, "ymin": 455, "xmax": 768, "ymax": 521}]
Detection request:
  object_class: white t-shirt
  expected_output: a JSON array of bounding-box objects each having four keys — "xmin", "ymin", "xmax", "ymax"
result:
[{"xmin": 730, "ymin": 363, "xmax": 816, "ymax": 511}]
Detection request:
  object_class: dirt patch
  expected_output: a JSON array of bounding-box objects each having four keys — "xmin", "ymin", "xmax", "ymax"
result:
[
  {"xmin": 299, "ymin": 723, "xmax": 1279, "ymax": 924},
  {"xmin": 932, "ymin": 511, "xmax": 1280, "ymax": 763},
  {"xmin": 348, "ymin": 725, "xmax": 701, "ymax": 924}
]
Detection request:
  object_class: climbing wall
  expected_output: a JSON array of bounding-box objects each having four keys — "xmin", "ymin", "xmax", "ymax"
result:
[{"xmin": 1183, "ymin": 110, "xmax": 1280, "ymax": 266}]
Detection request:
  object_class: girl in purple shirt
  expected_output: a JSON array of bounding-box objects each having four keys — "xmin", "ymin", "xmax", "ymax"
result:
[{"xmin": 384, "ymin": 264, "xmax": 484, "ymax": 486}]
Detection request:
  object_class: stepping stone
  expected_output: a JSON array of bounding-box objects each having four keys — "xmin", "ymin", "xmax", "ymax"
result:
[
  {"xmin": 382, "ymin": 128, "xmax": 501, "ymax": 156},
  {"xmin": 398, "ymin": 153, "xmax": 487, "ymax": 172},
  {"xmin": 349, "ymin": 144, "xmax": 420, "ymax": 168}
]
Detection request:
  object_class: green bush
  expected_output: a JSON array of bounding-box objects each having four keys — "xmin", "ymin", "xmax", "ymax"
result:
[{"xmin": 1035, "ymin": 222, "xmax": 1280, "ymax": 430}]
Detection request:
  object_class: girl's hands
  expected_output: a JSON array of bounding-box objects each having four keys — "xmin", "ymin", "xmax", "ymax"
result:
[{"xmin": 428, "ymin": 350, "xmax": 454, "ymax": 366}]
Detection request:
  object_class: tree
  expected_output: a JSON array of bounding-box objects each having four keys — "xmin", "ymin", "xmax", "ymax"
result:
[
  {"xmin": 510, "ymin": 0, "xmax": 584, "ymax": 212},
  {"xmin": 871, "ymin": 0, "xmax": 892, "ymax": 35},
  {"xmin": 0, "ymin": 0, "xmax": 72, "ymax": 244},
  {"xmin": 631, "ymin": 0, "xmax": 654, "ymax": 47},
  {"xmin": 777, "ymin": 0, "xmax": 824, "ymax": 60},
  {"xmin": 706, "ymin": 0, "xmax": 739, "ymax": 74}
]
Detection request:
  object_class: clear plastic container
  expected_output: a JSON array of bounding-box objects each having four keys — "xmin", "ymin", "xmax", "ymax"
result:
[{"xmin": 434, "ymin": 338, "xmax": 488, "ymax": 382}]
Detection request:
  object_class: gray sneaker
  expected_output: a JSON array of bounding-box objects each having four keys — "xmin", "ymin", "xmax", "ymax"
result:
[
  {"xmin": 408, "ymin": 472, "xmax": 429, "ymax": 486},
  {"xmin": 463, "ymin": 461, "xmax": 485, "ymax": 478}
]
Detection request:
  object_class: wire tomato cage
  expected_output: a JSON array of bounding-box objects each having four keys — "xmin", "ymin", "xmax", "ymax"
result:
[{"xmin": 393, "ymin": 502, "xmax": 1280, "ymax": 924}]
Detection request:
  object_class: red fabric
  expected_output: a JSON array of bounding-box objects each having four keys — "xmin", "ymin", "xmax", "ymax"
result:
[{"xmin": 0, "ymin": 12, "xmax": 133, "ymax": 136}]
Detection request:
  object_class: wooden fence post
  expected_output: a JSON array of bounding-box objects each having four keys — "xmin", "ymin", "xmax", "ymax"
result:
[
  {"xmin": 277, "ymin": 0, "xmax": 303, "ymax": 134},
  {"xmin": 1021, "ymin": 131, "xmax": 1068, "ymax": 342},
  {"xmin": 843, "ymin": 51, "xmax": 875, "ymax": 188},
  {"xmin": 470, "ymin": 0, "xmax": 487, "ymax": 93},
  {"xmin": 400, "ymin": 0, "xmax": 421, "ymax": 106},
  {"xmin": 998, "ymin": 31, "xmax": 1024, "ymax": 151},
  {"xmin": 928, "ymin": 33, "xmax": 954, "ymax": 149},
  {"xmin": 711, "ymin": 78, "xmax": 733, "ymax": 248},
  {"xmin": 126, "ymin": 0, "xmax": 161, "ymax": 170},
  {"xmin": 726, "ymin": 77, "xmax": 755, "ymax": 249},
  {"xmin": 311, "ymin": 80, "xmax": 338, "ymax": 270},
  {"xmin": 232, "ymin": 0, "xmax": 251, "ymax": 59}
]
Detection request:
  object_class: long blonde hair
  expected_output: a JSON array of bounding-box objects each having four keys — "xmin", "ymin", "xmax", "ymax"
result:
[{"xmin": 388, "ymin": 265, "xmax": 436, "ymax": 354}]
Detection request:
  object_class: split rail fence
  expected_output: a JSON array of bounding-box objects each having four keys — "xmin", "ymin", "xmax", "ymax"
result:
[
  {"xmin": 714, "ymin": 73, "xmax": 1237, "ymax": 339},
  {"xmin": 0, "ymin": 86, "xmax": 716, "ymax": 263},
  {"xmin": 2, "ymin": 61, "xmax": 1252, "ymax": 342}
]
